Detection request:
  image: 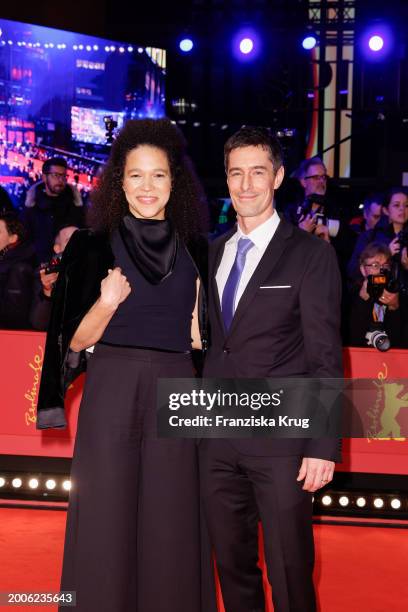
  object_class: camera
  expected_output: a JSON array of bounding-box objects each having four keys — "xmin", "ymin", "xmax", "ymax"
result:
[
  {"xmin": 43, "ymin": 252, "xmax": 63, "ymax": 275},
  {"xmin": 365, "ymin": 325, "xmax": 391, "ymax": 352},
  {"xmin": 297, "ymin": 194, "xmax": 340, "ymax": 238},
  {"xmin": 366, "ymin": 268, "xmax": 398, "ymax": 303}
]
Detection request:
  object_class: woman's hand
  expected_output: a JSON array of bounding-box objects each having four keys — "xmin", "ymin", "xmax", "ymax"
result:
[
  {"xmin": 388, "ymin": 236, "xmax": 400, "ymax": 257},
  {"xmin": 100, "ymin": 267, "xmax": 131, "ymax": 310},
  {"xmin": 359, "ymin": 279, "xmax": 369, "ymax": 301}
]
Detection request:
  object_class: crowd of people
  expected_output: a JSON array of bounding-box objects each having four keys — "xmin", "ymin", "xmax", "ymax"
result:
[
  {"xmin": 1, "ymin": 145, "xmax": 408, "ymax": 350},
  {"xmin": 0, "ymin": 139, "xmax": 100, "ymax": 210}
]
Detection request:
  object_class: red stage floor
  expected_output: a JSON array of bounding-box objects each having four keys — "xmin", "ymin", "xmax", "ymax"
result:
[{"xmin": 0, "ymin": 508, "xmax": 407, "ymax": 611}]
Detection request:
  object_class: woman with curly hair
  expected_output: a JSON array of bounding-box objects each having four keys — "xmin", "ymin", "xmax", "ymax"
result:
[{"xmin": 36, "ymin": 119, "xmax": 215, "ymax": 612}]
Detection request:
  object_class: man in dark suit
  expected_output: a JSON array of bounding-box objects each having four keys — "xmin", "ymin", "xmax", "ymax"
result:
[{"xmin": 200, "ymin": 127, "xmax": 343, "ymax": 612}]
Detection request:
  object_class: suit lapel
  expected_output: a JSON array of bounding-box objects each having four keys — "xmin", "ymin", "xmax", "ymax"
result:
[
  {"xmin": 227, "ymin": 218, "xmax": 294, "ymax": 337},
  {"xmin": 210, "ymin": 226, "xmax": 236, "ymax": 336}
]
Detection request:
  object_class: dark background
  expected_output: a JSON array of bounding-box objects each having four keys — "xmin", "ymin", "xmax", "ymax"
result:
[{"xmin": 2, "ymin": 0, "xmax": 408, "ymax": 203}]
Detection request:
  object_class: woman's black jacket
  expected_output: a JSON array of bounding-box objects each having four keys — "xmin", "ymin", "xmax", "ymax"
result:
[{"xmin": 36, "ymin": 228, "xmax": 208, "ymax": 430}]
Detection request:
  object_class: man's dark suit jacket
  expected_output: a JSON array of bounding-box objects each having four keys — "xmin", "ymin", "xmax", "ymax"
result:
[{"xmin": 204, "ymin": 216, "xmax": 343, "ymax": 461}]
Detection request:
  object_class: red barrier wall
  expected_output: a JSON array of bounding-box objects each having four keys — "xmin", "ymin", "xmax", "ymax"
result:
[{"xmin": 0, "ymin": 330, "xmax": 407, "ymax": 474}]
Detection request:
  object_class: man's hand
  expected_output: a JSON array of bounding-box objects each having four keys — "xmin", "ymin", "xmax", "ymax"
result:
[
  {"xmin": 39, "ymin": 268, "xmax": 59, "ymax": 298},
  {"xmin": 297, "ymin": 457, "xmax": 335, "ymax": 492},
  {"xmin": 298, "ymin": 214, "xmax": 317, "ymax": 233},
  {"xmin": 314, "ymin": 224, "xmax": 330, "ymax": 242}
]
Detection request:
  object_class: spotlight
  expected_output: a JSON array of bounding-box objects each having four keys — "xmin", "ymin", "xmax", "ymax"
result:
[
  {"xmin": 232, "ymin": 28, "xmax": 260, "ymax": 61},
  {"xmin": 62, "ymin": 480, "xmax": 72, "ymax": 491},
  {"xmin": 110, "ymin": 46, "xmax": 116, "ymax": 52},
  {"xmin": 368, "ymin": 35, "xmax": 384, "ymax": 52},
  {"xmin": 104, "ymin": 46, "xmax": 110, "ymax": 52},
  {"xmin": 322, "ymin": 495, "xmax": 332, "ymax": 506},
  {"xmin": 391, "ymin": 498, "xmax": 401, "ymax": 510},
  {"xmin": 179, "ymin": 38, "xmax": 194, "ymax": 53},
  {"xmin": 302, "ymin": 35, "xmax": 317, "ymax": 50},
  {"xmin": 137, "ymin": 47, "xmax": 144, "ymax": 54},
  {"xmin": 86, "ymin": 45, "xmax": 92, "ymax": 51},
  {"xmin": 29, "ymin": 478, "xmax": 39, "ymax": 489},
  {"xmin": 12, "ymin": 478, "xmax": 22, "ymax": 488},
  {"xmin": 119, "ymin": 46, "xmax": 125, "ymax": 53},
  {"xmin": 356, "ymin": 497, "xmax": 366, "ymax": 508},
  {"xmin": 239, "ymin": 38, "xmax": 254, "ymax": 55},
  {"xmin": 45, "ymin": 479, "xmax": 56, "ymax": 490},
  {"xmin": 127, "ymin": 46, "xmax": 134, "ymax": 52},
  {"xmin": 93, "ymin": 45, "xmax": 99, "ymax": 51},
  {"xmin": 361, "ymin": 24, "xmax": 393, "ymax": 60},
  {"xmin": 373, "ymin": 497, "xmax": 384, "ymax": 509},
  {"xmin": 339, "ymin": 496, "xmax": 349, "ymax": 507},
  {"xmin": 0, "ymin": 477, "xmax": 6, "ymax": 487}
]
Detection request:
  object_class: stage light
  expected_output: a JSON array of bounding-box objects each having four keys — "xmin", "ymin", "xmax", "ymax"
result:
[
  {"xmin": 127, "ymin": 46, "xmax": 134, "ymax": 52},
  {"xmin": 0, "ymin": 477, "xmax": 5, "ymax": 487},
  {"xmin": 368, "ymin": 35, "xmax": 384, "ymax": 52},
  {"xmin": 374, "ymin": 497, "xmax": 384, "ymax": 509},
  {"xmin": 137, "ymin": 47, "xmax": 144, "ymax": 54},
  {"xmin": 356, "ymin": 497, "xmax": 366, "ymax": 508},
  {"xmin": 62, "ymin": 480, "xmax": 72, "ymax": 491},
  {"xmin": 93, "ymin": 45, "xmax": 99, "ymax": 51},
  {"xmin": 78, "ymin": 44, "xmax": 84, "ymax": 50},
  {"xmin": 45, "ymin": 479, "xmax": 56, "ymax": 490},
  {"xmin": 232, "ymin": 28, "xmax": 260, "ymax": 62},
  {"xmin": 239, "ymin": 37, "xmax": 254, "ymax": 55},
  {"xmin": 12, "ymin": 478, "xmax": 22, "ymax": 488},
  {"xmin": 339, "ymin": 496, "xmax": 349, "ymax": 507},
  {"xmin": 28, "ymin": 478, "xmax": 39, "ymax": 489},
  {"xmin": 361, "ymin": 24, "xmax": 393, "ymax": 60},
  {"xmin": 302, "ymin": 35, "xmax": 317, "ymax": 50},
  {"xmin": 110, "ymin": 46, "xmax": 116, "ymax": 52},
  {"xmin": 391, "ymin": 498, "xmax": 401, "ymax": 510},
  {"xmin": 86, "ymin": 45, "xmax": 92, "ymax": 51},
  {"xmin": 322, "ymin": 495, "xmax": 332, "ymax": 506},
  {"xmin": 179, "ymin": 38, "xmax": 194, "ymax": 53},
  {"xmin": 73, "ymin": 45, "xmax": 78, "ymax": 50}
]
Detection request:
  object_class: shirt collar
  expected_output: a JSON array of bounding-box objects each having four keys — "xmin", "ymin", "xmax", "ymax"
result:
[{"xmin": 227, "ymin": 211, "xmax": 280, "ymax": 251}]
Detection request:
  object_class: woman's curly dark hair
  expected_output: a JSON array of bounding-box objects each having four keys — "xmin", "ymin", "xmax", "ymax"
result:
[{"xmin": 88, "ymin": 118, "xmax": 207, "ymax": 242}]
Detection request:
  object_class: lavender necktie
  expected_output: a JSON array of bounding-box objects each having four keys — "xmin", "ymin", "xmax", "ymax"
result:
[{"xmin": 221, "ymin": 237, "xmax": 254, "ymax": 332}]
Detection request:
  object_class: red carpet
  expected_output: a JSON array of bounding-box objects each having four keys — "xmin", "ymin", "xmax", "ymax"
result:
[{"xmin": 0, "ymin": 508, "xmax": 407, "ymax": 611}]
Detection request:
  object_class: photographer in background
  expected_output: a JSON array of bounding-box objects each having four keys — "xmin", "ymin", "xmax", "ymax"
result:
[
  {"xmin": 348, "ymin": 188, "xmax": 408, "ymax": 288},
  {"xmin": 284, "ymin": 156, "xmax": 340, "ymax": 243},
  {"xmin": 30, "ymin": 225, "xmax": 78, "ymax": 330},
  {"xmin": 349, "ymin": 193, "xmax": 383, "ymax": 237},
  {"xmin": 0, "ymin": 214, "xmax": 36, "ymax": 329},
  {"xmin": 347, "ymin": 242, "xmax": 408, "ymax": 350}
]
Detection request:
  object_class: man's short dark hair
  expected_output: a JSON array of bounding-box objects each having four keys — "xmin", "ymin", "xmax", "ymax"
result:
[
  {"xmin": 224, "ymin": 126, "xmax": 283, "ymax": 172},
  {"xmin": 295, "ymin": 156, "xmax": 325, "ymax": 180},
  {"xmin": 359, "ymin": 242, "xmax": 391, "ymax": 265},
  {"xmin": 363, "ymin": 193, "xmax": 384, "ymax": 214},
  {"xmin": 43, "ymin": 157, "xmax": 68, "ymax": 174}
]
